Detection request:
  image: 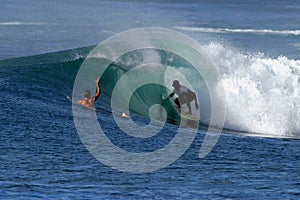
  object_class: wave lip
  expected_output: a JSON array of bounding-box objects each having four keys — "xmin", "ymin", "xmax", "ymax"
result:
[
  {"xmin": 174, "ymin": 26, "xmax": 300, "ymax": 36},
  {"xmin": 0, "ymin": 21, "xmax": 44, "ymax": 26}
]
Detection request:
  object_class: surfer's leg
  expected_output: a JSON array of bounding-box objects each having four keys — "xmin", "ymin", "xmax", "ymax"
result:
[
  {"xmin": 174, "ymin": 98, "xmax": 181, "ymax": 109},
  {"xmin": 186, "ymin": 101, "xmax": 192, "ymax": 114},
  {"xmin": 188, "ymin": 91, "xmax": 199, "ymax": 110},
  {"xmin": 193, "ymin": 92, "xmax": 199, "ymax": 110},
  {"xmin": 180, "ymin": 95, "xmax": 192, "ymax": 114}
]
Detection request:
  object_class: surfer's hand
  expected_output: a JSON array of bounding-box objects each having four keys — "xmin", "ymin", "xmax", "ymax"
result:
[{"xmin": 95, "ymin": 77, "xmax": 101, "ymax": 85}]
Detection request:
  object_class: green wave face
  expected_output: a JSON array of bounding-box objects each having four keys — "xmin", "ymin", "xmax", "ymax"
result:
[{"xmin": 99, "ymin": 48, "xmax": 206, "ymax": 125}]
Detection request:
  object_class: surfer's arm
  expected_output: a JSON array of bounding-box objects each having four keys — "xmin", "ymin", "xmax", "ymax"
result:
[
  {"xmin": 167, "ymin": 92, "xmax": 175, "ymax": 99},
  {"xmin": 93, "ymin": 77, "xmax": 101, "ymax": 101}
]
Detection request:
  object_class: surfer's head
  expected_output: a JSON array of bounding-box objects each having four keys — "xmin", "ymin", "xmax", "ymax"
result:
[
  {"xmin": 84, "ymin": 90, "xmax": 91, "ymax": 98},
  {"xmin": 172, "ymin": 80, "xmax": 180, "ymax": 88}
]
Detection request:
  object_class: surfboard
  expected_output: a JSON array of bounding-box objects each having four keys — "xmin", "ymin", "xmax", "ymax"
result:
[
  {"xmin": 181, "ymin": 114, "xmax": 198, "ymax": 122},
  {"xmin": 180, "ymin": 111, "xmax": 197, "ymax": 120},
  {"xmin": 179, "ymin": 110, "xmax": 199, "ymax": 128}
]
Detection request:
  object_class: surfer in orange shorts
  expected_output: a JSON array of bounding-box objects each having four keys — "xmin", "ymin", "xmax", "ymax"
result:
[
  {"xmin": 67, "ymin": 77, "xmax": 101, "ymax": 108},
  {"xmin": 167, "ymin": 80, "xmax": 199, "ymax": 115}
]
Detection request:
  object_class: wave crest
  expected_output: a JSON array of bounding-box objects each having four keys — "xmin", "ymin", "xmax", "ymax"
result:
[
  {"xmin": 175, "ymin": 26, "xmax": 300, "ymax": 36},
  {"xmin": 0, "ymin": 21, "xmax": 44, "ymax": 26}
]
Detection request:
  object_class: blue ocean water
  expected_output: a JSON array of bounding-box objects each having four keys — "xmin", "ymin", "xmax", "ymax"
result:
[{"xmin": 1, "ymin": 0, "xmax": 300, "ymax": 199}]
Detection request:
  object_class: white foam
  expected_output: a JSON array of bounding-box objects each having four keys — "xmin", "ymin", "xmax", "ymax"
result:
[
  {"xmin": 204, "ymin": 43, "xmax": 300, "ymax": 136},
  {"xmin": 0, "ymin": 21, "xmax": 44, "ymax": 26},
  {"xmin": 174, "ymin": 26, "xmax": 300, "ymax": 36}
]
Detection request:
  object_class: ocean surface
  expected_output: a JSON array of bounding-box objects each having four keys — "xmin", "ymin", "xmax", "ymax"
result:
[{"xmin": 1, "ymin": 0, "xmax": 300, "ymax": 199}]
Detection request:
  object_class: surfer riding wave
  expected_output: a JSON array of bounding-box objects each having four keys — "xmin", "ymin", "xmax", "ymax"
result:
[{"xmin": 167, "ymin": 80, "xmax": 199, "ymax": 115}]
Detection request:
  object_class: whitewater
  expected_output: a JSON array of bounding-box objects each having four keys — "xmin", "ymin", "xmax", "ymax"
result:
[{"xmin": 205, "ymin": 43, "xmax": 300, "ymax": 137}]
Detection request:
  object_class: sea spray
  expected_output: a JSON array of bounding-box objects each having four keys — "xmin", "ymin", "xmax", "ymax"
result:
[{"xmin": 206, "ymin": 43, "xmax": 300, "ymax": 136}]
